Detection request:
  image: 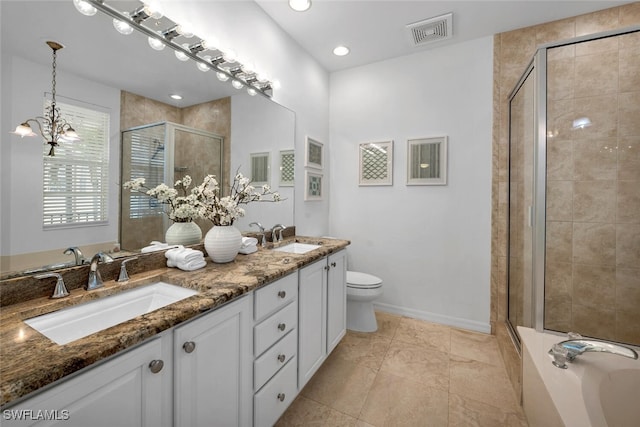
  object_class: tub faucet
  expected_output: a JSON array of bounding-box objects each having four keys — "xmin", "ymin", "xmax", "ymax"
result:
[
  {"xmin": 549, "ymin": 333, "xmax": 638, "ymax": 369},
  {"xmin": 86, "ymin": 252, "xmax": 114, "ymax": 291},
  {"xmin": 64, "ymin": 246, "xmax": 86, "ymax": 265},
  {"xmin": 271, "ymin": 224, "xmax": 286, "ymax": 242},
  {"xmin": 249, "ymin": 222, "xmax": 266, "ymax": 247}
]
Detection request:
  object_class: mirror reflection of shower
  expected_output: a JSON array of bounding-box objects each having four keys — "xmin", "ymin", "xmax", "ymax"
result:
[{"xmin": 120, "ymin": 122, "xmax": 224, "ymax": 251}]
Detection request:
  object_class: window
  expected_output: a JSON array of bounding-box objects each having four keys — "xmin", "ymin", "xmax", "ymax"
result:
[{"xmin": 42, "ymin": 100, "xmax": 110, "ymax": 227}]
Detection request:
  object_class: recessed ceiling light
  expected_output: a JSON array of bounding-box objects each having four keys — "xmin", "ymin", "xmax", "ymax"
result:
[
  {"xmin": 333, "ymin": 45, "xmax": 350, "ymax": 56},
  {"xmin": 170, "ymin": 94, "xmax": 183, "ymax": 100},
  {"xmin": 289, "ymin": 0, "xmax": 311, "ymax": 12}
]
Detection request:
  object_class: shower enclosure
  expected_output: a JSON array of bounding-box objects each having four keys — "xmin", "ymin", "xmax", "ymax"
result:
[
  {"xmin": 507, "ymin": 27, "xmax": 640, "ymax": 347},
  {"xmin": 120, "ymin": 122, "xmax": 224, "ymax": 250}
]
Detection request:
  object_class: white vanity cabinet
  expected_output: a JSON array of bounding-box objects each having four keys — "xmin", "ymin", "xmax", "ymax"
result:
[
  {"xmin": 252, "ymin": 273, "xmax": 298, "ymax": 427},
  {"xmin": 173, "ymin": 294, "xmax": 253, "ymax": 427},
  {"xmin": 298, "ymin": 250, "xmax": 347, "ymax": 389},
  {"xmin": 3, "ymin": 335, "xmax": 172, "ymax": 427}
]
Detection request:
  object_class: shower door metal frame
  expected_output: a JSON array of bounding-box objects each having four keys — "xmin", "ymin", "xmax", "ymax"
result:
[{"xmin": 507, "ymin": 24, "xmax": 640, "ymax": 341}]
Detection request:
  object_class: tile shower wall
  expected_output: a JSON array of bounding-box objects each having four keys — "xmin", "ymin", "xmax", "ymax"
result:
[
  {"xmin": 119, "ymin": 91, "xmax": 231, "ymax": 248},
  {"xmin": 491, "ymin": 2, "xmax": 640, "ymax": 397},
  {"xmin": 545, "ymin": 32, "xmax": 640, "ymax": 344}
]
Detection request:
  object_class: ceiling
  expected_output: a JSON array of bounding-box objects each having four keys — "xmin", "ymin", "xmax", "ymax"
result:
[{"xmin": 256, "ymin": 0, "xmax": 632, "ymax": 72}]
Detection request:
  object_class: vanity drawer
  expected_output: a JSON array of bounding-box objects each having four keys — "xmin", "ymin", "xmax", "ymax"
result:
[
  {"xmin": 254, "ymin": 273, "xmax": 297, "ymax": 322},
  {"xmin": 254, "ymin": 329, "xmax": 297, "ymax": 391},
  {"xmin": 254, "ymin": 301, "xmax": 297, "ymax": 357},
  {"xmin": 254, "ymin": 356, "xmax": 297, "ymax": 427}
]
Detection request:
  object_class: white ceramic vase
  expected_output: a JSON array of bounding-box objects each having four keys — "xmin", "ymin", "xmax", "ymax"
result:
[
  {"xmin": 204, "ymin": 225, "xmax": 242, "ymax": 263},
  {"xmin": 165, "ymin": 221, "xmax": 202, "ymax": 246}
]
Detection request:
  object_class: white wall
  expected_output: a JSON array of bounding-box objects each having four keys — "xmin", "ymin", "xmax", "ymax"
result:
[
  {"xmin": 158, "ymin": 1, "xmax": 331, "ymax": 237},
  {"xmin": 329, "ymin": 37, "xmax": 494, "ymax": 331},
  {"xmin": 0, "ymin": 55, "xmax": 121, "ymax": 257}
]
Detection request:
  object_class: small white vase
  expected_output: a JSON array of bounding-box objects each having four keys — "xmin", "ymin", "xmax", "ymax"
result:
[
  {"xmin": 204, "ymin": 225, "xmax": 242, "ymax": 263},
  {"xmin": 165, "ymin": 221, "xmax": 202, "ymax": 246}
]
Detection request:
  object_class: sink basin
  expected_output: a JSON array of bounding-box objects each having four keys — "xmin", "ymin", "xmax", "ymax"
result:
[
  {"xmin": 273, "ymin": 242, "xmax": 321, "ymax": 254},
  {"xmin": 24, "ymin": 282, "xmax": 198, "ymax": 345}
]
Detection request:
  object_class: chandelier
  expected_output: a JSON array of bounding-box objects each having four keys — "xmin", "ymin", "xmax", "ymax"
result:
[{"xmin": 12, "ymin": 41, "xmax": 79, "ymax": 156}]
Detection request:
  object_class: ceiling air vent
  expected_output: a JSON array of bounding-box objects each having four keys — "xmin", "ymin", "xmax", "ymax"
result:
[{"xmin": 406, "ymin": 13, "xmax": 453, "ymax": 47}]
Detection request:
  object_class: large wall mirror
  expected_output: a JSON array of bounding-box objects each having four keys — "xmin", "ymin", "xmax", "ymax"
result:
[{"xmin": 0, "ymin": 0, "xmax": 295, "ymax": 275}]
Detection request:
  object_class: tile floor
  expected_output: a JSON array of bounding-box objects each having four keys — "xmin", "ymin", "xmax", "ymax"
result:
[{"xmin": 275, "ymin": 312, "xmax": 529, "ymax": 427}]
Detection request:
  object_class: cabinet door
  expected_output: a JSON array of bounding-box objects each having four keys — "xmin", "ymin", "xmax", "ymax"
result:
[
  {"xmin": 297, "ymin": 258, "xmax": 327, "ymax": 389},
  {"xmin": 3, "ymin": 337, "xmax": 170, "ymax": 427},
  {"xmin": 174, "ymin": 295, "xmax": 253, "ymax": 427},
  {"xmin": 326, "ymin": 250, "xmax": 347, "ymax": 354}
]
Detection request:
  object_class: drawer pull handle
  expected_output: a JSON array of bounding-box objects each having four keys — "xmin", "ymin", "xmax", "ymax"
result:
[
  {"xmin": 278, "ymin": 323, "xmax": 286, "ymax": 331},
  {"xmin": 278, "ymin": 290, "xmax": 286, "ymax": 298},
  {"xmin": 277, "ymin": 354, "xmax": 286, "ymax": 363},
  {"xmin": 149, "ymin": 359, "xmax": 164, "ymax": 374},
  {"xmin": 324, "ymin": 265, "xmax": 330, "ymax": 271},
  {"xmin": 183, "ymin": 341, "xmax": 196, "ymax": 353},
  {"xmin": 277, "ymin": 393, "xmax": 285, "ymax": 402},
  {"xmin": 331, "ymin": 262, "xmax": 337, "ymax": 267}
]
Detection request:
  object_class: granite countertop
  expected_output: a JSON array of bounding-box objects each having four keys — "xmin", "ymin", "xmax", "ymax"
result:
[{"xmin": 0, "ymin": 236, "xmax": 349, "ymax": 407}]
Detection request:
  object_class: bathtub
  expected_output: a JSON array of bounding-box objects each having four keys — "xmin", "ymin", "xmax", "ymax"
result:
[{"xmin": 518, "ymin": 326, "xmax": 640, "ymax": 427}]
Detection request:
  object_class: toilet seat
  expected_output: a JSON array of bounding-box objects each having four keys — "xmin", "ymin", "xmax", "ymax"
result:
[{"xmin": 347, "ymin": 271, "xmax": 382, "ymax": 289}]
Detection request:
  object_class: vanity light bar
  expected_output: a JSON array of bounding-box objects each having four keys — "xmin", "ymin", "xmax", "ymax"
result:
[{"xmin": 83, "ymin": 0, "xmax": 273, "ymax": 98}]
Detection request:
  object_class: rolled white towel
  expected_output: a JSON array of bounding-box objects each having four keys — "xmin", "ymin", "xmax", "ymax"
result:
[
  {"xmin": 141, "ymin": 242, "xmax": 174, "ymax": 253},
  {"xmin": 165, "ymin": 246, "xmax": 186, "ymax": 267},
  {"xmin": 166, "ymin": 248, "xmax": 205, "ymax": 268},
  {"xmin": 239, "ymin": 245, "xmax": 257, "ymax": 255},
  {"xmin": 177, "ymin": 258, "xmax": 207, "ymax": 271},
  {"xmin": 182, "ymin": 249, "xmax": 205, "ymax": 263},
  {"xmin": 241, "ymin": 237, "xmax": 258, "ymax": 248}
]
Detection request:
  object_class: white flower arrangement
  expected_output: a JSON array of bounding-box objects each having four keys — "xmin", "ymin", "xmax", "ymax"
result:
[
  {"xmin": 123, "ymin": 172, "xmax": 281, "ymax": 226},
  {"xmin": 194, "ymin": 172, "xmax": 281, "ymax": 226},
  {"xmin": 123, "ymin": 175, "xmax": 203, "ymax": 223}
]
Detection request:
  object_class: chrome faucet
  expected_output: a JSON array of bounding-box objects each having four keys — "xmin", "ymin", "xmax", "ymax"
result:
[
  {"xmin": 64, "ymin": 246, "xmax": 86, "ymax": 266},
  {"xmin": 249, "ymin": 222, "xmax": 266, "ymax": 247},
  {"xmin": 271, "ymin": 224, "xmax": 286, "ymax": 242},
  {"xmin": 549, "ymin": 333, "xmax": 639, "ymax": 369},
  {"xmin": 35, "ymin": 273, "xmax": 70, "ymax": 299},
  {"xmin": 86, "ymin": 252, "xmax": 114, "ymax": 291},
  {"xmin": 117, "ymin": 257, "xmax": 138, "ymax": 282}
]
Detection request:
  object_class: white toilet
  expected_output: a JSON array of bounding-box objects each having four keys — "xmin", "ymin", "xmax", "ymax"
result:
[{"xmin": 346, "ymin": 271, "xmax": 383, "ymax": 332}]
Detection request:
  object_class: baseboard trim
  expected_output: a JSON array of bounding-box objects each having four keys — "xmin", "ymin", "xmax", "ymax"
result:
[{"xmin": 373, "ymin": 302, "xmax": 491, "ymax": 334}]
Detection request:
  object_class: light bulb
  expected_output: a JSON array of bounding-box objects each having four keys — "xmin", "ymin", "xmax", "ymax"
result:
[
  {"xmin": 113, "ymin": 12, "xmax": 134, "ymax": 35},
  {"xmin": 216, "ymin": 70, "xmax": 230, "ymax": 82},
  {"xmin": 333, "ymin": 45, "xmax": 350, "ymax": 56},
  {"xmin": 272, "ymin": 80, "xmax": 281, "ymax": 90},
  {"xmin": 247, "ymin": 87, "xmax": 257, "ymax": 96},
  {"xmin": 175, "ymin": 44, "xmax": 190, "ymax": 61},
  {"xmin": 179, "ymin": 23, "xmax": 194, "ymax": 39},
  {"xmin": 231, "ymin": 80, "xmax": 244, "ymax": 90},
  {"xmin": 12, "ymin": 123, "xmax": 36, "ymax": 137},
  {"xmin": 73, "ymin": 0, "xmax": 97, "ymax": 16},
  {"xmin": 148, "ymin": 36, "xmax": 165, "ymax": 51},
  {"xmin": 197, "ymin": 56, "xmax": 212, "ymax": 72},
  {"xmin": 222, "ymin": 49, "xmax": 237, "ymax": 64},
  {"xmin": 289, "ymin": 0, "xmax": 311, "ymax": 12},
  {"xmin": 241, "ymin": 60, "xmax": 255, "ymax": 74},
  {"xmin": 143, "ymin": 2, "xmax": 163, "ymax": 19}
]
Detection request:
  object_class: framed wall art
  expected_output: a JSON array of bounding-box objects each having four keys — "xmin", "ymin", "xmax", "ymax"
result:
[
  {"xmin": 250, "ymin": 152, "xmax": 270, "ymax": 186},
  {"xmin": 406, "ymin": 136, "xmax": 448, "ymax": 185},
  {"xmin": 279, "ymin": 149, "xmax": 295, "ymax": 187},
  {"xmin": 358, "ymin": 140, "xmax": 393, "ymax": 186},
  {"xmin": 305, "ymin": 137, "xmax": 324, "ymax": 170},
  {"xmin": 304, "ymin": 170, "xmax": 323, "ymax": 201}
]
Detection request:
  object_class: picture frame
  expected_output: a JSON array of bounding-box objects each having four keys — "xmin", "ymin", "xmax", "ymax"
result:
[
  {"xmin": 358, "ymin": 140, "xmax": 393, "ymax": 186},
  {"xmin": 305, "ymin": 137, "xmax": 324, "ymax": 170},
  {"xmin": 406, "ymin": 136, "xmax": 448, "ymax": 185},
  {"xmin": 250, "ymin": 152, "xmax": 270, "ymax": 186},
  {"xmin": 304, "ymin": 170, "xmax": 323, "ymax": 201},
  {"xmin": 279, "ymin": 149, "xmax": 295, "ymax": 187}
]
